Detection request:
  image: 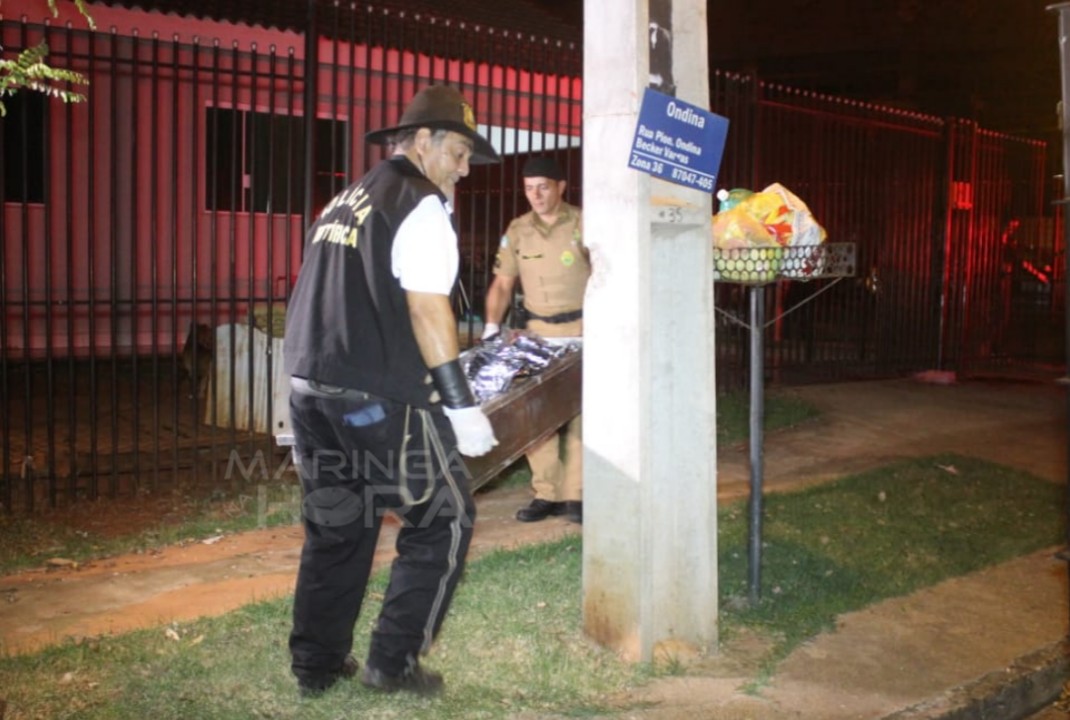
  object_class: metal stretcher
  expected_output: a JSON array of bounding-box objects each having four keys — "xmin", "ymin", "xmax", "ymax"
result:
[
  {"xmin": 275, "ymin": 350, "xmax": 582, "ymax": 492},
  {"xmin": 462, "ymin": 349, "xmax": 582, "ymax": 491}
]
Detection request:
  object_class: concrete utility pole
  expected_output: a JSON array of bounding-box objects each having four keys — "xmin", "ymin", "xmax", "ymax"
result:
[{"xmin": 582, "ymin": 0, "xmax": 717, "ymax": 661}]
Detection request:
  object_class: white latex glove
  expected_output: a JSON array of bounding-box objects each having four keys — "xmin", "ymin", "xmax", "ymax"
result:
[
  {"xmin": 444, "ymin": 405, "xmax": 499, "ymax": 457},
  {"xmin": 481, "ymin": 322, "xmax": 501, "ymax": 341}
]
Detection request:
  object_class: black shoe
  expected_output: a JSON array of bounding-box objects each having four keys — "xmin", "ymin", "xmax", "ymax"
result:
[
  {"xmin": 516, "ymin": 498, "xmax": 565, "ymax": 522},
  {"xmin": 361, "ymin": 661, "xmax": 444, "ymax": 696},
  {"xmin": 565, "ymin": 501, "xmax": 582, "ymax": 524},
  {"xmin": 298, "ymin": 654, "xmax": 359, "ymax": 697}
]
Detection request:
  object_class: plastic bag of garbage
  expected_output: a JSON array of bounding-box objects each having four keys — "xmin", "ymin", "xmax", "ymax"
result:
[
  {"xmin": 715, "ymin": 187, "xmax": 754, "ymax": 213},
  {"xmin": 757, "ymin": 183, "xmax": 828, "ymax": 279},
  {"xmin": 759, "ymin": 183, "xmax": 826, "ymax": 247},
  {"xmin": 712, "ymin": 207, "xmax": 783, "ymax": 283},
  {"xmin": 736, "ymin": 190, "xmax": 794, "ymax": 246},
  {"xmin": 712, "ymin": 205, "xmax": 774, "ymax": 250}
]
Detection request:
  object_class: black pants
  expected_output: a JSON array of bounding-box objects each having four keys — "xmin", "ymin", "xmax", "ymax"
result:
[{"xmin": 288, "ymin": 388, "xmax": 476, "ymax": 683}]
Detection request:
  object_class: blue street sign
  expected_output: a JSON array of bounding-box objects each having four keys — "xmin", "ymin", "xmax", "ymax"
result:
[{"xmin": 628, "ymin": 88, "xmax": 729, "ymax": 193}]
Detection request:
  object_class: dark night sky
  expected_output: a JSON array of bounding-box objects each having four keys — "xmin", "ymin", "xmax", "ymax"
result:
[{"xmin": 531, "ymin": 0, "xmax": 1062, "ymax": 142}]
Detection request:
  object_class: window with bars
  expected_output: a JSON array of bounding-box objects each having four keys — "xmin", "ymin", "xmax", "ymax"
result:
[
  {"xmin": 2, "ymin": 92, "xmax": 46, "ymax": 204},
  {"xmin": 205, "ymin": 107, "xmax": 348, "ymax": 214}
]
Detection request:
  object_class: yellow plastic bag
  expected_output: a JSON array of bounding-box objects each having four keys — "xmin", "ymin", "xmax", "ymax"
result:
[
  {"xmin": 758, "ymin": 183, "xmax": 827, "ymax": 247},
  {"xmin": 758, "ymin": 183, "xmax": 828, "ymax": 279},
  {"xmin": 711, "ymin": 206, "xmax": 774, "ymax": 250},
  {"xmin": 712, "ymin": 207, "xmax": 782, "ymax": 283}
]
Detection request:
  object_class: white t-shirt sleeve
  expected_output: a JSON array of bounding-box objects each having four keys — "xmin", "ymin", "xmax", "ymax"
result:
[{"xmin": 391, "ymin": 195, "xmax": 459, "ymax": 295}]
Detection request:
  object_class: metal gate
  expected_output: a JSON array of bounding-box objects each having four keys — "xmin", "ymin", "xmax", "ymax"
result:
[
  {"xmin": 710, "ymin": 74, "xmax": 1056, "ymax": 387},
  {"xmin": 0, "ymin": 8, "xmax": 1056, "ymax": 512}
]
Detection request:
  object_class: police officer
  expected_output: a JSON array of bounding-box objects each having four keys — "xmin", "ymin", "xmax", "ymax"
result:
[
  {"xmin": 283, "ymin": 85, "xmax": 499, "ymax": 697},
  {"xmin": 483, "ymin": 156, "xmax": 588, "ymax": 524}
]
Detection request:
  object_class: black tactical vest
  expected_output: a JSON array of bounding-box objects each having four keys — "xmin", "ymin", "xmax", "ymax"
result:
[{"xmin": 284, "ymin": 156, "xmax": 449, "ymax": 409}]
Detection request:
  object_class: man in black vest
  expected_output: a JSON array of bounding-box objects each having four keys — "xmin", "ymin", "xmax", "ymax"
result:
[{"xmin": 283, "ymin": 85, "xmax": 499, "ymax": 697}]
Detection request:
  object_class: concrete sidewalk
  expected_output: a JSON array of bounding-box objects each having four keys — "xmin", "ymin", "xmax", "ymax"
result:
[{"xmin": 665, "ymin": 373, "xmax": 1070, "ymax": 720}]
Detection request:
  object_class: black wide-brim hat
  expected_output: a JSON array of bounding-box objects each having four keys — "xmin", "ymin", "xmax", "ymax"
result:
[{"xmin": 365, "ymin": 85, "xmax": 500, "ymax": 164}]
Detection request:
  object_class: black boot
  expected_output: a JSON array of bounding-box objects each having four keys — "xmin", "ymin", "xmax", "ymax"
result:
[
  {"xmin": 361, "ymin": 660, "xmax": 444, "ymax": 696},
  {"xmin": 516, "ymin": 498, "xmax": 565, "ymax": 522},
  {"xmin": 297, "ymin": 654, "xmax": 359, "ymax": 697}
]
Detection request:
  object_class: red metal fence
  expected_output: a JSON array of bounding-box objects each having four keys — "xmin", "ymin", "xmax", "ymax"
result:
[
  {"xmin": 0, "ymin": 9, "xmax": 1059, "ymax": 511},
  {"xmin": 711, "ymin": 75, "xmax": 1057, "ymax": 386}
]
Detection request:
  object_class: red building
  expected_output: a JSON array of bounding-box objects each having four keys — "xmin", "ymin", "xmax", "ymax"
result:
[{"xmin": 3, "ymin": 0, "xmax": 583, "ymax": 357}]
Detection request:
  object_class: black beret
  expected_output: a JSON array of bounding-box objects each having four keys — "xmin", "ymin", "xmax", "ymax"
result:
[{"xmin": 521, "ymin": 156, "xmax": 565, "ymax": 180}]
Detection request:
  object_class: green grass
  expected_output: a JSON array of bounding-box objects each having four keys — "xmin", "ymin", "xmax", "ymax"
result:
[
  {"xmin": 477, "ymin": 459, "xmax": 533, "ymax": 492},
  {"xmin": 717, "ymin": 453, "xmax": 1066, "ymax": 665},
  {"xmin": 0, "ymin": 391, "xmax": 809, "ymax": 576},
  {"xmin": 0, "ymin": 453, "xmax": 1062, "ymax": 719},
  {"xmin": 0, "ymin": 537, "xmax": 642, "ymax": 720},
  {"xmin": 716, "ymin": 389, "xmax": 820, "ymax": 446}
]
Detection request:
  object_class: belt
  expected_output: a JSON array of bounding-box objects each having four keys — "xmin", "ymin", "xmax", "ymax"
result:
[
  {"xmin": 290, "ymin": 376, "xmax": 376, "ymax": 401},
  {"xmin": 524, "ymin": 307, "xmax": 583, "ymax": 324}
]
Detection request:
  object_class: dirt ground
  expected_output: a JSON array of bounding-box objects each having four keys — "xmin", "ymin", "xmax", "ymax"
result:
[
  {"xmin": 0, "ymin": 374, "xmax": 1067, "ymax": 719},
  {"xmin": 0, "ymin": 484, "xmax": 579, "ymax": 655}
]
